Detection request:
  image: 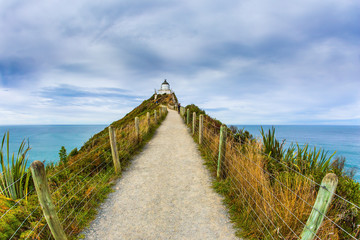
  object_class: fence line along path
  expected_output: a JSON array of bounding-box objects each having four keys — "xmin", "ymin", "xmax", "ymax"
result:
[{"xmin": 83, "ymin": 109, "xmax": 238, "ymax": 240}]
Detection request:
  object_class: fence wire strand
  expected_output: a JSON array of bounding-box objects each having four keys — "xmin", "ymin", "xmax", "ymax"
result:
[
  {"xmin": 0, "ymin": 189, "xmax": 35, "ymax": 220},
  {"xmin": 51, "ymin": 153, "xmax": 107, "ymax": 198},
  {"xmin": 67, "ymin": 167, "xmax": 115, "ymax": 235},
  {"xmin": 222, "ymin": 149, "xmax": 320, "ymax": 239},
  {"xmin": 194, "ymin": 116, "xmax": 360, "ymax": 240},
  {"xmin": 0, "ymin": 171, "xmax": 29, "ymax": 195},
  {"xmin": 48, "ymin": 141, "xmax": 109, "ymax": 180},
  {"xmin": 230, "ymin": 143, "xmax": 358, "ymax": 239},
  {"xmin": 198, "ymin": 122, "xmax": 279, "ymax": 238},
  {"xmin": 220, "ymin": 150, "xmax": 301, "ymax": 239},
  {"xmin": 2, "ymin": 111, "xmax": 163, "ymax": 239},
  {"xmin": 56, "ymin": 160, "xmax": 108, "ymax": 214}
]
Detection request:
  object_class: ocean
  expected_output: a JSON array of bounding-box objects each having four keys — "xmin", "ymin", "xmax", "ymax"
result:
[
  {"xmin": 236, "ymin": 125, "xmax": 360, "ymax": 181},
  {"xmin": 0, "ymin": 125, "xmax": 107, "ymax": 166},
  {"xmin": 0, "ymin": 124, "xmax": 359, "ymax": 181}
]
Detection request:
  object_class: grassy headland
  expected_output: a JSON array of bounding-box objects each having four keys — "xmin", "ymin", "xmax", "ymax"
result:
[
  {"xmin": 185, "ymin": 104, "xmax": 360, "ymax": 240},
  {"xmin": 0, "ymin": 93, "xmax": 175, "ymax": 240}
]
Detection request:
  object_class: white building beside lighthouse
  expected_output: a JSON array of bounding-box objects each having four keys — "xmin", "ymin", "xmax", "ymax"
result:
[{"xmin": 158, "ymin": 79, "xmax": 172, "ymax": 94}]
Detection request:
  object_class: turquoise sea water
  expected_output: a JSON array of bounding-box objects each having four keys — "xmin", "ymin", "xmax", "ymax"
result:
[
  {"xmin": 0, "ymin": 125, "xmax": 107, "ymax": 166},
  {"xmin": 235, "ymin": 125, "xmax": 360, "ymax": 181},
  {"xmin": 1, "ymin": 124, "xmax": 359, "ymax": 181}
]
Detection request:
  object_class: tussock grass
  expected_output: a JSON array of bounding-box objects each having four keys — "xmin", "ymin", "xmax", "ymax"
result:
[{"xmin": 186, "ymin": 103, "xmax": 360, "ymax": 240}]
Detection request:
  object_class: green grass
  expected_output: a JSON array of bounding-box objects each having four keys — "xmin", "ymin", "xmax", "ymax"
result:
[{"xmin": 0, "ymin": 93, "xmax": 174, "ymax": 239}]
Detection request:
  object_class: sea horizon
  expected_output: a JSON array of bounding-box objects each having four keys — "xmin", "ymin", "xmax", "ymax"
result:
[
  {"xmin": 0, "ymin": 123, "xmax": 109, "ymax": 126},
  {"xmin": 0, "ymin": 124, "xmax": 107, "ymax": 166},
  {"xmin": 2, "ymin": 123, "xmax": 359, "ymax": 128},
  {"xmin": 235, "ymin": 124, "xmax": 360, "ymax": 179},
  {"xmin": 1, "ymin": 124, "xmax": 359, "ymax": 181}
]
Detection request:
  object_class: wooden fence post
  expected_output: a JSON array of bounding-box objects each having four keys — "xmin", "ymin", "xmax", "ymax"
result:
[
  {"xmin": 135, "ymin": 117, "xmax": 140, "ymax": 139},
  {"xmin": 199, "ymin": 114, "xmax": 204, "ymax": 144},
  {"xmin": 30, "ymin": 161, "xmax": 68, "ymax": 240},
  {"xmin": 159, "ymin": 107, "xmax": 162, "ymax": 116},
  {"xmin": 192, "ymin": 112, "xmax": 196, "ymax": 135},
  {"xmin": 217, "ymin": 125, "xmax": 227, "ymax": 178},
  {"xmin": 109, "ymin": 126, "xmax": 121, "ymax": 174},
  {"xmin": 300, "ymin": 173, "xmax": 338, "ymax": 240},
  {"xmin": 180, "ymin": 107, "xmax": 185, "ymax": 117},
  {"xmin": 147, "ymin": 112, "xmax": 150, "ymax": 127},
  {"xmin": 154, "ymin": 110, "xmax": 157, "ymax": 123},
  {"xmin": 187, "ymin": 109, "xmax": 190, "ymax": 125}
]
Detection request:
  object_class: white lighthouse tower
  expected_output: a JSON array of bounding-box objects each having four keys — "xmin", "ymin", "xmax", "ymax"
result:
[{"xmin": 158, "ymin": 79, "xmax": 172, "ymax": 94}]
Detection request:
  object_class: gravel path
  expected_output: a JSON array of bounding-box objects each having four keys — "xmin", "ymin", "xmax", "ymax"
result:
[{"xmin": 83, "ymin": 109, "xmax": 239, "ymax": 240}]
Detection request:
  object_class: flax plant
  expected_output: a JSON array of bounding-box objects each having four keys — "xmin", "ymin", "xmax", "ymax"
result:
[
  {"xmin": 290, "ymin": 144, "xmax": 334, "ymax": 175},
  {"xmin": 194, "ymin": 111, "xmax": 349, "ymax": 239},
  {"xmin": 261, "ymin": 127, "xmax": 335, "ymax": 178},
  {"xmin": 0, "ymin": 131, "xmax": 32, "ymax": 200}
]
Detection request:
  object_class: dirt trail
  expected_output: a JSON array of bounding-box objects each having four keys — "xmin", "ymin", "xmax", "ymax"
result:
[{"xmin": 84, "ymin": 109, "xmax": 238, "ymax": 240}]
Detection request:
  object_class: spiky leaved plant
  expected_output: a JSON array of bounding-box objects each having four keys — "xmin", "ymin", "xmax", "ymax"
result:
[
  {"xmin": 0, "ymin": 131, "xmax": 32, "ymax": 200},
  {"xmin": 260, "ymin": 126, "xmax": 287, "ymax": 175},
  {"xmin": 261, "ymin": 127, "xmax": 335, "ymax": 178},
  {"xmin": 261, "ymin": 126, "xmax": 286, "ymax": 160},
  {"xmin": 290, "ymin": 143, "xmax": 335, "ymax": 176}
]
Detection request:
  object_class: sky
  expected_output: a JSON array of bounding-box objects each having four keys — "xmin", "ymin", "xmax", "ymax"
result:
[{"xmin": 0, "ymin": 0, "xmax": 359, "ymax": 125}]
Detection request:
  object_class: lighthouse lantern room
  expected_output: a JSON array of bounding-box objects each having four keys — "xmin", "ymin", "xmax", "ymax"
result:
[{"xmin": 158, "ymin": 79, "xmax": 172, "ymax": 94}]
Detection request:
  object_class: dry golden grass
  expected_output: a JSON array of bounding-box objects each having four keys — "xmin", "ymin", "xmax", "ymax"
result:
[{"xmin": 196, "ymin": 117, "xmax": 342, "ymax": 239}]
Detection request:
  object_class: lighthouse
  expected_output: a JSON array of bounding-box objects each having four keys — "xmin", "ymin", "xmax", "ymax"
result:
[{"xmin": 158, "ymin": 79, "xmax": 172, "ymax": 94}]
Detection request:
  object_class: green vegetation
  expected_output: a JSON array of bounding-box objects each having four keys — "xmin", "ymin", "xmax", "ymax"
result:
[
  {"xmin": 261, "ymin": 126, "xmax": 286, "ymax": 161},
  {"xmin": 185, "ymin": 103, "xmax": 360, "ymax": 239},
  {"xmin": 0, "ymin": 132, "xmax": 32, "ymax": 200},
  {"xmin": 261, "ymin": 127, "xmax": 335, "ymax": 180},
  {"xmin": 0, "ymin": 93, "xmax": 175, "ymax": 239},
  {"xmin": 229, "ymin": 126, "xmax": 254, "ymax": 144},
  {"xmin": 68, "ymin": 148, "xmax": 78, "ymax": 158},
  {"xmin": 184, "ymin": 104, "xmax": 205, "ymax": 117},
  {"xmin": 59, "ymin": 146, "xmax": 67, "ymax": 165}
]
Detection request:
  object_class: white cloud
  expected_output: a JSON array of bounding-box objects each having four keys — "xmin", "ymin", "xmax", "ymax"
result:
[{"xmin": 0, "ymin": 0, "xmax": 359, "ymax": 125}]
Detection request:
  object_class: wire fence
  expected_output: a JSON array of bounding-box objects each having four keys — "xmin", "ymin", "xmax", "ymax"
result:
[
  {"xmin": 184, "ymin": 109, "xmax": 360, "ymax": 240},
  {"xmin": 0, "ymin": 107, "xmax": 167, "ymax": 240}
]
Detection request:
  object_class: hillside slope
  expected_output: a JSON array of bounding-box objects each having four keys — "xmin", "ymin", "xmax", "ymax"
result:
[{"xmin": 0, "ymin": 93, "xmax": 175, "ymax": 239}]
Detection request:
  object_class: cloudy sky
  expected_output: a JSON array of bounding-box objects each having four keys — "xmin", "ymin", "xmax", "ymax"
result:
[{"xmin": 0, "ymin": 0, "xmax": 359, "ymax": 125}]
